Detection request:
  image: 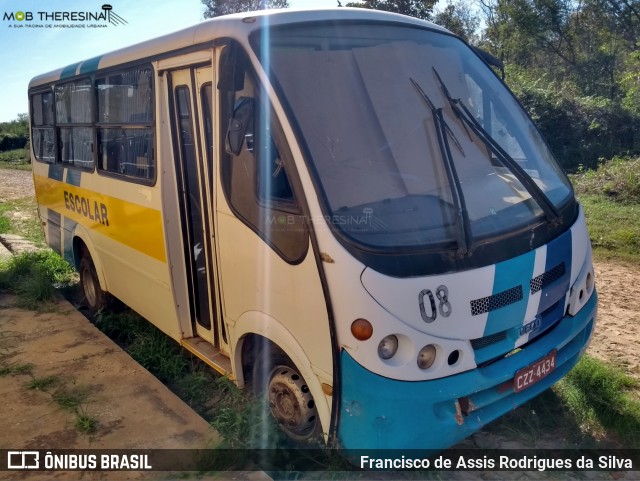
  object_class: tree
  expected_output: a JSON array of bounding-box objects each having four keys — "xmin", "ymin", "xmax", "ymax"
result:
[
  {"xmin": 433, "ymin": 0, "xmax": 480, "ymax": 42},
  {"xmin": 344, "ymin": 0, "xmax": 437, "ymax": 20},
  {"xmin": 202, "ymin": 0, "xmax": 289, "ymax": 19}
]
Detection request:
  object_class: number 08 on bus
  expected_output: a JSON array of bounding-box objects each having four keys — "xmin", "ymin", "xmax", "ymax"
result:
[{"xmin": 29, "ymin": 8, "xmax": 597, "ymax": 450}]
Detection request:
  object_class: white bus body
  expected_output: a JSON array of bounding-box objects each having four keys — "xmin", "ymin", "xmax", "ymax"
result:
[{"xmin": 30, "ymin": 8, "xmax": 597, "ymax": 449}]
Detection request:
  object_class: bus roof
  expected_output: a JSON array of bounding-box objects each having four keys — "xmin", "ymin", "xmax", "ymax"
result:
[{"xmin": 28, "ymin": 8, "xmax": 447, "ymax": 89}]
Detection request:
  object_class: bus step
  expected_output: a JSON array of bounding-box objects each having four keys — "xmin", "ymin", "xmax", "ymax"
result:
[{"xmin": 181, "ymin": 337, "xmax": 233, "ymax": 378}]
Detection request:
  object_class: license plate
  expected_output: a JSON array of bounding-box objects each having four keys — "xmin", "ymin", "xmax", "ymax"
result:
[{"xmin": 513, "ymin": 350, "xmax": 557, "ymax": 393}]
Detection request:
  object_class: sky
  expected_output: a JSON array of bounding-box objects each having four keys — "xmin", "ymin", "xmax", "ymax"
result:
[{"xmin": 0, "ymin": 0, "xmax": 338, "ymax": 122}]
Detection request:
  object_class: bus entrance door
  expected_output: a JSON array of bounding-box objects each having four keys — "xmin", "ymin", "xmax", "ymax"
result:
[{"xmin": 169, "ymin": 65, "xmax": 231, "ymax": 371}]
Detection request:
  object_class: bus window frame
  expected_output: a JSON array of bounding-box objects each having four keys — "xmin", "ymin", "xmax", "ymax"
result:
[
  {"xmin": 94, "ymin": 63, "xmax": 157, "ymax": 187},
  {"xmin": 54, "ymin": 76, "xmax": 96, "ymax": 172},
  {"xmin": 218, "ymin": 45, "xmax": 309, "ymax": 265},
  {"xmin": 29, "ymin": 87, "xmax": 56, "ymax": 165}
]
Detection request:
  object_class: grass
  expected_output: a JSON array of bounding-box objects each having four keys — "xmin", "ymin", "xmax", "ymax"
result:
[
  {"xmin": 52, "ymin": 385, "xmax": 91, "ymax": 411},
  {"xmin": 22, "ymin": 373, "xmax": 97, "ymax": 435},
  {"xmin": 0, "ymin": 363, "xmax": 33, "ymax": 376},
  {"xmin": 0, "ymin": 149, "xmax": 31, "ymax": 169},
  {"xmin": 208, "ymin": 376, "xmax": 284, "ymax": 449},
  {"xmin": 490, "ymin": 355, "xmax": 640, "ymax": 448},
  {"xmin": 578, "ymin": 196, "xmax": 640, "ymax": 262},
  {"xmin": 572, "ymin": 156, "xmax": 640, "ymax": 263},
  {"xmin": 0, "ymin": 251, "xmax": 76, "ymax": 309},
  {"xmin": 556, "ymin": 355, "xmax": 640, "ymax": 446},
  {"xmin": 574, "ymin": 156, "xmax": 640, "ymax": 204},
  {"xmin": 74, "ymin": 409, "xmax": 97, "ymax": 434},
  {"xmin": 96, "ymin": 310, "xmax": 189, "ymax": 382},
  {"xmin": 26, "ymin": 375, "xmax": 60, "ymax": 391},
  {"xmin": 94, "ymin": 309, "xmax": 284, "ymax": 447},
  {"xmin": 0, "ymin": 197, "xmax": 44, "ymax": 244}
]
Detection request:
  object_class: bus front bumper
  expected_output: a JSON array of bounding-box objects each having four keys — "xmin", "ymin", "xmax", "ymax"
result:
[{"xmin": 338, "ymin": 291, "xmax": 597, "ymax": 450}]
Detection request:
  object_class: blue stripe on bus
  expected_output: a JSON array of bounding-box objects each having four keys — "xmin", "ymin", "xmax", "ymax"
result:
[
  {"xmin": 339, "ymin": 291, "xmax": 596, "ymax": 450},
  {"xmin": 47, "ymin": 209, "xmax": 62, "ymax": 255},
  {"xmin": 48, "ymin": 163, "xmax": 64, "ymax": 182},
  {"xmin": 483, "ymin": 250, "xmax": 535, "ymax": 336},
  {"xmin": 537, "ymin": 228, "xmax": 572, "ymax": 315},
  {"xmin": 66, "ymin": 169, "xmax": 82, "ymax": 187},
  {"xmin": 79, "ymin": 56, "xmax": 102, "ymax": 75},
  {"xmin": 60, "ymin": 62, "xmax": 81, "ymax": 80},
  {"xmin": 63, "ymin": 217, "xmax": 78, "ymax": 266}
]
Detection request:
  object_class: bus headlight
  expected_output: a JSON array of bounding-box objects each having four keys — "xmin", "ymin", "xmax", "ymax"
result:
[
  {"xmin": 567, "ymin": 255, "xmax": 595, "ymax": 316},
  {"xmin": 378, "ymin": 335, "xmax": 398, "ymax": 360},
  {"xmin": 417, "ymin": 344, "xmax": 437, "ymax": 369}
]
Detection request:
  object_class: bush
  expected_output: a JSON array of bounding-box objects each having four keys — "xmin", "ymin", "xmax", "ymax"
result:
[
  {"xmin": 573, "ymin": 156, "xmax": 640, "ymax": 204},
  {"xmin": 0, "ymin": 149, "xmax": 30, "ymax": 165},
  {"xmin": 507, "ymin": 69, "xmax": 640, "ymax": 172},
  {"xmin": 0, "ymin": 251, "xmax": 76, "ymax": 308},
  {"xmin": 0, "ymin": 134, "xmax": 27, "ymax": 152}
]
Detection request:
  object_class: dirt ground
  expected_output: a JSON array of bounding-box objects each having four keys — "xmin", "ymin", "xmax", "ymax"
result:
[
  {"xmin": 4, "ymin": 167, "xmax": 637, "ymax": 381},
  {"xmin": 0, "ymin": 168, "xmax": 35, "ymax": 201}
]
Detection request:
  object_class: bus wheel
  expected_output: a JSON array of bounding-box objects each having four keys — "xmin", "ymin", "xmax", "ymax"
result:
[
  {"xmin": 79, "ymin": 254, "xmax": 106, "ymax": 314},
  {"xmin": 267, "ymin": 363, "xmax": 319, "ymax": 441},
  {"xmin": 252, "ymin": 348, "xmax": 320, "ymax": 443}
]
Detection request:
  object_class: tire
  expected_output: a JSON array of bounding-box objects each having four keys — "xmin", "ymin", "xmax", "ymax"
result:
[
  {"xmin": 79, "ymin": 253, "xmax": 107, "ymax": 314},
  {"xmin": 251, "ymin": 342, "xmax": 321, "ymax": 444}
]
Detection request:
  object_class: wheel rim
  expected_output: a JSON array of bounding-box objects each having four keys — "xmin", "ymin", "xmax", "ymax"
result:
[
  {"xmin": 267, "ymin": 365, "xmax": 318, "ymax": 440},
  {"xmin": 82, "ymin": 265, "xmax": 97, "ymax": 308}
]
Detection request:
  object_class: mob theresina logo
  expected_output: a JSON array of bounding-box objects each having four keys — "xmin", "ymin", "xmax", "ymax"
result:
[{"xmin": 3, "ymin": 4, "xmax": 128, "ymax": 26}]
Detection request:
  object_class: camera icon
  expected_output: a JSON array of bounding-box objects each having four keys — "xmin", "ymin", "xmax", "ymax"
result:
[{"xmin": 7, "ymin": 451, "xmax": 39, "ymax": 469}]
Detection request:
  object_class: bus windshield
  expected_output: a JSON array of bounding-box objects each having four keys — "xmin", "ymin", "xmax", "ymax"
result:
[{"xmin": 252, "ymin": 23, "xmax": 573, "ymax": 250}]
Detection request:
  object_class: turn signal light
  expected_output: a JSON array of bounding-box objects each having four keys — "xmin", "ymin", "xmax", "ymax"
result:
[{"xmin": 351, "ymin": 318, "xmax": 373, "ymax": 341}]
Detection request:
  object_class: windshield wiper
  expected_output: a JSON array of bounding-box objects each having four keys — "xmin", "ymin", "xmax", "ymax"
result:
[
  {"xmin": 410, "ymin": 77, "xmax": 471, "ymax": 256},
  {"xmin": 431, "ymin": 67, "xmax": 560, "ymax": 222}
]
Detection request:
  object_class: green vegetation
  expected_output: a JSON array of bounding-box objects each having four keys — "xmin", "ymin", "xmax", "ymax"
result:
[
  {"xmin": 201, "ymin": 0, "xmax": 289, "ymax": 18},
  {"xmin": 556, "ymin": 356, "xmax": 640, "ymax": 446},
  {"xmin": 0, "ymin": 149, "xmax": 31, "ymax": 168},
  {"xmin": 95, "ymin": 311, "xmax": 189, "ymax": 382},
  {"xmin": 573, "ymin": 157, "xmax": 640, "ymax": 263},
  {"xmin": 0, "ymin": 251, "xmax": 76, "ymax": 309},
  {"xmin": 26, "ymin": 375, "xmax": 60, "ymax": 391},
  {"xmin": 574, "ymin": 156, "xmax": 640, "ymax": 204},
  {"xmin": 0, "ymin": 115, "xmax": 30, "ymax": 170},
  {"xmin": 94, "ymin": 309, "xmax": 284, "ymax": 447},
  {"xmin": 579, "ymin": 196, "xmax": 640, "ymax": 262},
  {"xmin": 24, "ymin": 372, "xmax": 97, "ymax": 435},
  {"xmin": 492, "ymin": 355, "xmax": 640, "ymax": 447},
  {"xmin": 53, "ymin": 385, "xmax": 91, "ymax": 411},
  {"xmin": 208, "ymin": 376, "xmax": 283, "ymax": 449},
  {"xmin": 0, "ymin": 363, "xmax": 34, "ymax": 377},
  {"xmin": 96, "ymin": 309, "xmax": 215, "ymax": 405},
  {"xmin": 0, "ymin": 114, "xmax": 28, "ymax": 152},
  {"xmin": 0, "ymin": 197, "xmax": 44, "ymax": 243},
  {"xmin": 75, "ymin": 411, "xmax": 97, "ymax": 434}
]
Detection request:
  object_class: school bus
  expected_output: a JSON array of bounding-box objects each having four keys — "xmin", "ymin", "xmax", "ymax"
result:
[{"xmin": 29, "ymin": 8, "xmax": 597, "ymax": 449}]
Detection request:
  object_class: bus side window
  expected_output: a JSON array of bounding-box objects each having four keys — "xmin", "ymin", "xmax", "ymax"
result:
[
  {"xmin": 226, "ymin": 95, "xmax": 295, "ymax": 207},
  {"xmin": 219, "ymin": 63, "xmax": 308, "ymax": 263},
  {"xmin": 258, "ymin": 135, "xmax": 295, "ymax": 205}
]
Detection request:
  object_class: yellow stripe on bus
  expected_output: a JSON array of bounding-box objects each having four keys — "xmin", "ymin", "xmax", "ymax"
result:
[{"xmin": 34, "ymin": 175, "xmax": 167, "ymax": 263}]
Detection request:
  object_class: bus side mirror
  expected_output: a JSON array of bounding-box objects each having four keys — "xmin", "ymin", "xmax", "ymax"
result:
[
  {"xmin": 226, "ymin": 97, "xmax": 254, "ymax": 156},
  {"xmin": 218, "ymin": 43, "xmax": 246, "ymax": 92},
  {"xmin": 472, "ymin": 46, "xmax": 505, "ymax": 80}
]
